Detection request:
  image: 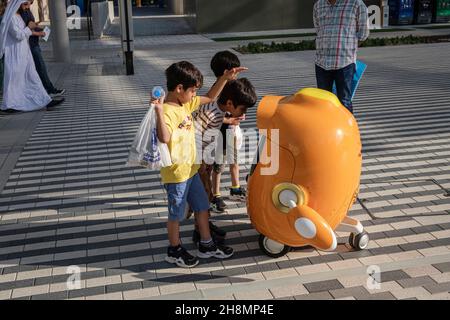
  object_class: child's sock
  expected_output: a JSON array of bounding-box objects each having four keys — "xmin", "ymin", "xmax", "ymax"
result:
[
  {"xmin": 200, "ymin": 238, "xmax": 214, "ymax": 248},
  {"xmin": 213, "ymin": 193, "xmax": 221, "ymax": 198},
  {"xmin": 231, "ymin": 185, "xmax": 240, "ymax": 190}
]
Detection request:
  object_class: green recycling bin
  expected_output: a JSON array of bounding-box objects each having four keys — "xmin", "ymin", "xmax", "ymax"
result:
[{"xmin": 433, "ymin": 0, "xmax": 450, "ymax": 22}]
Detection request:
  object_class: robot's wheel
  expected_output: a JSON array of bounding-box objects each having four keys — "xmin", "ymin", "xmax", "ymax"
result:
[
  {"xmin": 259, "ymin": 234, "xmax": 291, "ymax": 258},
  {"xmin": 349, "ymin": 231, "xmax": 370, "ymax": 250}
]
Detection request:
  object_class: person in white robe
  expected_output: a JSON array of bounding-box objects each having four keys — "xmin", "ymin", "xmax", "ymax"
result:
[{"xmin": 0, "ymin": 0, "xmax": 51, "ymax": 112}]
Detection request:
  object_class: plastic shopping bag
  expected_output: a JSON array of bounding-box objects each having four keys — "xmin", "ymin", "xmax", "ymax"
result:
[
  {"xmin": 332, "ymin": 60, "xmax": 367, "ymax": 101},
  {"xmin": 126, "ymin": 106, "xmax": 172, "ymax": 170}
]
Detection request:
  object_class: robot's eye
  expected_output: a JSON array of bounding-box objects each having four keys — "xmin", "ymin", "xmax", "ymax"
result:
[{"xmin": 272, "ymin": 183, "xmax": 306, "ymax": 213}]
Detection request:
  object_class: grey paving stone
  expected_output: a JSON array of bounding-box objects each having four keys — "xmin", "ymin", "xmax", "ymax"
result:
[
  {"xmin": 10, "ymin": 296, "xmax": 32, "ymax": 300},
  {"xmin": 1, "ymin": 266, "xmax": 20, "ymax": 275},
  {"xmin": 31, "ymin": 291, "xmax": 68, "ymax": 300},
  {"xmin": 384, "ymin": 229, "xmax": 416, "ymax": 238},
  {"xmin": 273, "ymin": 296, "xmax": 295, "ymax": 300},
  {"xmin": 68, "ymin": 286, "xmax": 106, "ymax": 299},
  {"xmin": 369, "ymin": 245, "xmax": 404, "ymax": 255},
  {"xmin": 308, "ymin": 254, "xmax": 342, "ymax": 265},
  {"xmin": 423, "ymin": 282, "xmax": 450, "ymax": 294},
  {"xmin": 438, "ymin": 223, "xmax": 450, "ymax": 230},
  {"xmin": 34, "ymin": 275, "xmax": 57, "ymax": 286},
  {"xmin": 399, "ymin": 242, "xmax": 431, "ymax": 252},
  {"xmin": 304, "ymin": 279, "xmax": 344, "ymax": 293},
  {"xmin": 360, "ymin": 292, "xmax": 397, "ymax": 300},
  {"xmin": 294, "ymin": 291, "xmax": 333, "ymax": 300},
  {"xmin": 0, "ymin": 279, "xmax": 34, "ymax": 291},
  {"xmin": 141, "ymin": 279, "xmax": 170, "ymax": 289},
  {"xmin": 105, "ymin": 268, "xmax": 128, "ymax": 276},
  {"xmin": 363, "ymin": 232, "xmax": 386, "ymax": 241},
  {"xmin": 371, "ymin": 217, "xmax": 410, "ymax": 225},
  {"xmin": 397, "ymin": 276, "xmax": 437, "ymax": 289},
  {"xmin": 105, "ymin": 282, "xmax": 143, "ymax": 294},
  {"xmin": 211, "ymin": 267, "xmax": 246, "ymax": 278},
  {"xmin": 429, "ymin": 238, "xmax": 450, "ymax": 247},
  {"xmin": 330, "ymin": 286, "xmax": 370, "ymax": 299},
  {"xmin": 380, "ymin": 270, "xmax": 411, "ymax": 283},
  {"xmin": 432, "ymin": 262, "xmax": 450, "ymax": 273},
  {"xmin": 244, "ymin": 263, "xmax": 279, "ymax": 274},
  {"xmin": 276, "ymin": 258, "xmax": 311, "ymax": 269},
  {"xmin": 339, "ymin": 249, "xmax": 374, "ymax": 260}
]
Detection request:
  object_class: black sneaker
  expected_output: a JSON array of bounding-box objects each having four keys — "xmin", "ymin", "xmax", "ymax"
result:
[
  {"xmin": 2, "ymin": 108, "xmax": 22, "ymax": 114},
  {"xmin": 193, "ymin": 229, "xmax": 225, "ymax": 246},
  {"xmin": 49, "ymin": 89, "xmax": 66, "ymax": 98},
  {"xmin": 192, "ymin": 222, "xmax": 226, "ymax": 246},
  {"xmin": 211, "ymin": 196, "xmax": 227, "ymax": 213},
  {"xmin": 209, "ymin": 221, "xmax": 226, "ymax": 237},
  {"xmin": 229, "ymin": 187, "xmax": 247, "ymax": 201},
  {"xmin": 197, "ymin": 241, "xmax": 234, "ymax": 259},
  {"xmin": 46, "ymin": 98, "xmax": 65, "ymax": 109},
  {"xmin": 165, "ymin": 245, "xmax": 199, "ymax": 268}
]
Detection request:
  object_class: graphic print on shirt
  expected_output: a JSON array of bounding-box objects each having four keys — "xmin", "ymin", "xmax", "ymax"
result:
[
  {"xmin": 171, "ymin": 114, "xmax": 195, "ymax": 165},
  {"xmin": 177, "ymin": 114, "xmax": 193, "ymax": 131}
]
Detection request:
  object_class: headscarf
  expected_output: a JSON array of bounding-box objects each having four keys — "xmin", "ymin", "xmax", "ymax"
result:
[{"xmin": 0, "ymin": 0, "xmax": 28, "ymax": 57}]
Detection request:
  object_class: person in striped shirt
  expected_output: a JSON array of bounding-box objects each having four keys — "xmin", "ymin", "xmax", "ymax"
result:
[
  {"xmin": 210, "ymin": 51, "xmax": 248, "ymax": 212},
  {"xmin": 313, "ymin": 0, "xmax": 370, "ymax": 113},
  {"xmin": 191, "ymin": 78, "xmax": 257, "ymax": 245},
  {"xmin": 193, "ymin": 78, "xmax": 257, "ymax": 201}
]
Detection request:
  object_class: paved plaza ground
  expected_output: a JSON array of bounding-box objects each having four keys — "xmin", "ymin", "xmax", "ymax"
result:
[{"xmin": 0, "ymin": 31, "xmax": 450, "ymax": 300}]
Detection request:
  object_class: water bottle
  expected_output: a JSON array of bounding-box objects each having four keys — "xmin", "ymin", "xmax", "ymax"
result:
[
  {"xmin": 150, "ymin": 86, "xmax": 166, "ymax": 109},
  {"xmin": 152, "ymin": 86, "xmax": 166, "ymax": 100}
]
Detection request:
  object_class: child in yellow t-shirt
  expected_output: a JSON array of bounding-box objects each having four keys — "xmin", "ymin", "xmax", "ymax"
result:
[{"xmin": 153, "ymin": 61, "xmax": 246, "ymax": 268}]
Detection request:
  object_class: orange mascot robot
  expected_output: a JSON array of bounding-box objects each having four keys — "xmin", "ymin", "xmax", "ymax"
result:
[{"xmin": 247, "ymin": 88, "xmax": 369, "ymax": 258}]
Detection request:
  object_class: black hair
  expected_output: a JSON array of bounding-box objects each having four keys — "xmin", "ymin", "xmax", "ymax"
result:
[
  {"xmin": 218, "ymin": 78, "xmax": 257, "ymax": 110},
  {"xmin": 165, "ymin": 61, "xmax": 204, "ymax": 91},
  {"xmin": 210, "ymin": 51, "xmax": 241, "ymax": 78},
  {"xmin": 17, "ymin": 1, "xmax": 30, "ymax": 14},
  {"xmin": 1, "ymin": 0, "xmax": 8, "ymax": 16}
]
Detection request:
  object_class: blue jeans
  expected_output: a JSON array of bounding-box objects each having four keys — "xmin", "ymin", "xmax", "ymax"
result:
[
  {"xmin": 315, "ymin": 63, "xmax": 356, "ymax": 113},
  {"xmin": 30, "ymin": 46, "xmax": 56, "ymax": 94},
  {"xmin": 164, "ymin": 173, "xmax": 210, "ymax": 222}
]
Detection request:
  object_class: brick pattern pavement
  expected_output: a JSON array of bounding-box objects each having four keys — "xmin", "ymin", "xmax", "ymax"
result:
[{"xmin": 0, "ymin": 38, "xmax": 450, "ymax": 300}]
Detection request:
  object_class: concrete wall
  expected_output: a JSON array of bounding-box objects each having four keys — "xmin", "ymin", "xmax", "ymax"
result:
[{"xmin": 192, "ymin": 0, "xmax": 383, "ymax": 33}]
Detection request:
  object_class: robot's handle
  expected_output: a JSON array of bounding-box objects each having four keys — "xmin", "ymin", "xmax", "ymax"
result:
[
  {"xmin": 287, "ymin": 205, "xmax": 337, "ymax": 252},
  {"xmin": 288, "ymin": 200, "xmax": 297, "ymax": 209}
]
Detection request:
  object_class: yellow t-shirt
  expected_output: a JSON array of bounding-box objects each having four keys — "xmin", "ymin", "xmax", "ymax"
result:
[{"xmin": 160, "ymin": 96, "xmax": 201, "ymax": 184}]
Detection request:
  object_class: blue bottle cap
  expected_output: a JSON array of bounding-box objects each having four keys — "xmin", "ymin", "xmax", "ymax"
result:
[{"xmin": 152, "ymin": 86, "xmax": 165, "ymax": 99}]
